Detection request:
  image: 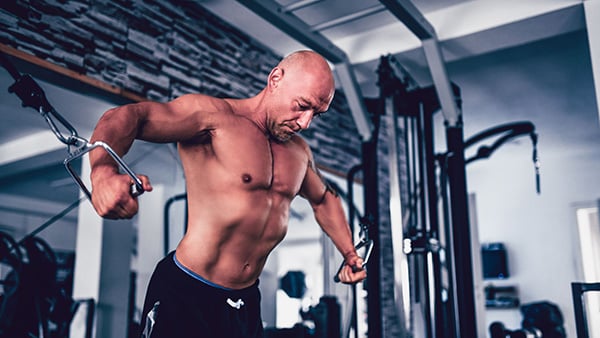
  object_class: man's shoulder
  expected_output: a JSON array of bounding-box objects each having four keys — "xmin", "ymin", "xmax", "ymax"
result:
[
  {"xmin": 176, "ymin": 93, "xmax": 233, "ymax": 113},
  {"xmin": 289, "ymin": 135, "xmax": 312, "ymax": 154}
]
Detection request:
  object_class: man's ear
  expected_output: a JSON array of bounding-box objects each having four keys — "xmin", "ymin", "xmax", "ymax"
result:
[{"xmin": 268, "ymin": 67, "xmax": 284, "ymax": 90}]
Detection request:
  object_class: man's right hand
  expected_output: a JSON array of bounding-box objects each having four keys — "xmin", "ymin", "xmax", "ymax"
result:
[{"xmin": 90, "ymin": 167, "xmax": 152, "ymax": 219}]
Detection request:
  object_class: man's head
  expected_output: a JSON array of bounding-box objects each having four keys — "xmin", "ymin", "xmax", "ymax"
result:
[{"xmin": 265, "ymin": 50, "xmax": 335, "ymax": 142}]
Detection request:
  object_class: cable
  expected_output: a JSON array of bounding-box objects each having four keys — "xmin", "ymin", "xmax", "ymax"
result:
[{"xmin": 18, "ymin": 197, "xmax": 85, "ymax": 244}]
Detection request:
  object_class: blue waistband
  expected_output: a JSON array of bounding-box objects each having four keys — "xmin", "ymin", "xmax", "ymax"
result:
[{"xmin": 172, "ymin": 252, "xmax": 233, "ymax": 291}]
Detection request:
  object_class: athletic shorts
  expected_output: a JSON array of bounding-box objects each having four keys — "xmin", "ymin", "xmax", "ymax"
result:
[{"xmin": 139, "ymin": 251, "xmax": 264, "ymax": 338}]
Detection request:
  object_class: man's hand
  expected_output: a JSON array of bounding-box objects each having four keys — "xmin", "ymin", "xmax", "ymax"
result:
[
  {"xmin": 90, "ymin": 167, "xmax": 152, "ymax": 219},
  {"xmin": 337, "ymin": 253, "xmax": 367, "ymax": 284}
]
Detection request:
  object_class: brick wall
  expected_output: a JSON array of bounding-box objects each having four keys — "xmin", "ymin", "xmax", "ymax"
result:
[{"xmin": 0, "ymin": 0, "xmax": 402, "ymax": 336}]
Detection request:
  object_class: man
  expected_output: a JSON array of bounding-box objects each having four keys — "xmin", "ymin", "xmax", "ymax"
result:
[{"xmin": 89, "ymin": 50, "xmax": 367, "ymax": 337}]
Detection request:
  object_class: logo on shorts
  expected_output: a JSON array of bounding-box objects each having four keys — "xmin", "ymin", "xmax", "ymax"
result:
[
  {"xmin": 226, "ymin": 298, "xmax": 245, "ymax": 309},
  {"xmin": 141, "ymin": 301, "xmax": 160, "ymax": 338}
]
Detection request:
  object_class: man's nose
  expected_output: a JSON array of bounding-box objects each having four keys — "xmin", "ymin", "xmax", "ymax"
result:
[{"xmin": 296, "ymin": 110, "xmax": 313, "ymax": 130}]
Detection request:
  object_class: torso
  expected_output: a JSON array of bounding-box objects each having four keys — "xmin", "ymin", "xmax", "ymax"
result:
[{"xmin": 174, "ymin": 101, "xmax": 310, "ymax": 289}]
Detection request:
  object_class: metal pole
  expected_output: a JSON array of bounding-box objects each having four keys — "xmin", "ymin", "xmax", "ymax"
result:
[
  {"xmin": 386, "ymin": 90, "xmax": 409, "ymax": 336},
  {"xmin": 438, "ymin": 155, "xmax": 458, "ymax": 338},
  {"xmin": 445, "ymin": 124, "xmax": 477, "ymax": 338},
  {"xmin": 571, "ymin": 283, "xmax": 588, "ymax": 338},
  {"xmin": 414, "ymin": 103, "xmax": 433, "ymax": 338},
  {"xmin": 420, "ymin": 96, "xmax": 445, "ymax": 338},
  {"xmin": 362, "ymin": 133, "xmax": 383, "ymax": 338}
]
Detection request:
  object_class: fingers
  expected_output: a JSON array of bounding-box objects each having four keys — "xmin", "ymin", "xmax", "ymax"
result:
[
  {"xmin": 92, "ymin": 173, "xmax": 151, "ymax": 219},
  {"xmin": 131, "ymin": 174, "xmax": 153, "ymax": 196},
  {"xmin": 138, "ymin": 174, "xmax": 153, "ymax": 192},
  {"xmin": 337, "ymin": 256, "xmax": 367, "ymax": 284}
]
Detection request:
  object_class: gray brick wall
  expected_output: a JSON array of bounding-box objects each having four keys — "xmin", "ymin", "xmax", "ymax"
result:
[{"xmin": 0, "ymin": 1, "xmax": 402, "ymax": 336}]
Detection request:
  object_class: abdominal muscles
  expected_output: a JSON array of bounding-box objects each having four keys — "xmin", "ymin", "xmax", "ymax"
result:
[{"xmin": 176, "ymin": 188, "xmax": 290, "ymax": 289}]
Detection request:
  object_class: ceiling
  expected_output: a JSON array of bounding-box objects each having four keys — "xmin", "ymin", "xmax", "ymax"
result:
[
  {"xmin": 0, "ymin": 0, "xmax": 592, "ymax": 204},
  {"xmin": 199, "ymin": 0, "xmax": 586, "ymax": 92},
  {"xmin": 0, "ymin": 0, "xmax": 588, "ymax": 144}
]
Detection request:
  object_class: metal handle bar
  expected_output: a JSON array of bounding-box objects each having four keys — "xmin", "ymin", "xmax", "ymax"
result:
[
  {"xmin": 64, "ymin": 140, "xmax": 144, "ymax": 200},
  {"xmin": 333, "ymin": 238, "xmax": 374, "ymax": 283}
]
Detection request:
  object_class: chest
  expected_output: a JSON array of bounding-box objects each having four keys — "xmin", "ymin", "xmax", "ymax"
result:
[{"xmin": 210, "ymin": 123, "xmax": 308, "ymax": 196}]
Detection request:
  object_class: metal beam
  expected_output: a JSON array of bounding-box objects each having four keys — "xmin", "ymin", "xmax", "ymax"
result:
[
  {"xmin": 335, "ymin": 62, "xmax": 373, "ymax": 142},
  {"xmin": 378, "ymin": 0, "xmax": 436, "ymax": 40},
  {"xmin": 311, "ymin": 4, "xmax": 386, "ymax": 32},
  {"xmin": 236, "ymin": 0, "xmax": 374, "ymax": 140},
  {"xmin": 282, "ymin": 0, "xmax": 323, "ymax": 13},
  {"xmin": 379, "ymin": 0, "xmax": 461, "ymax": 126},
  {"xmin": 237, "ymin": 0, "xmax": 346, "ymax": 63},
  {"xmin": 422, "ymin": 38, "xmax": 461, "ymax": 126}
]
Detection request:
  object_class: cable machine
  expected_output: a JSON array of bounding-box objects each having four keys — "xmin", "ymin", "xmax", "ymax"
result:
[
  {"xmin": 376, "ymin": 54, "xmax": 460, "ymax": 338},
  {"xmin": 378, "ymin": 54, "xmax": 540, "ymax": 338}
]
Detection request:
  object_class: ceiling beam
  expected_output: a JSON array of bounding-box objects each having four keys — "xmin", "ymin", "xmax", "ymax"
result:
[
  {"xmin": 310, "ymin": 4, "xmax": 386, "ymax": 33},
  {"xmin": 378, "ymin": 0, "xmax": 435, "ymax": 39},
  {"xmin": 380, "ymin": 0, "xmax": 460, "ymax": 126},
  {"xmin": 336, "ymin": 1, "xmax": 583, "ymax": 65},
  {"xmin": 334, "ymin": 62, "xmax": 373, "ymax": 141},
  {"xmin": 237, "ymin": 0, "xmax": 347, "ymax": 63},
  {"xmin": 0, "ymin": 131, "xmax": 65, "ymax": 179},
  {"xmin": 236, "ymin": 0, "xmax": 374, "ymax": 141},
  {"xmin": 421, "ymin": 38, "xmax": 461, "ymax": 126}
]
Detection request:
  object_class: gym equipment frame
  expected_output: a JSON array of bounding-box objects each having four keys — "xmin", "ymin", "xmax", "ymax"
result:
[{"xmin": 571, "ymin": 282, "xmax": 600, "ymax": 338}]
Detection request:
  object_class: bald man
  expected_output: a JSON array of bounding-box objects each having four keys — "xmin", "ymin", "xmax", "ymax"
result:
[{"xmin": 88, "ymin": 50, "xmax": 367, "ymax": 337}]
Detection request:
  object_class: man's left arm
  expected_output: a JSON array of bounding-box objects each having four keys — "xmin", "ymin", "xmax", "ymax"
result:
[{"xmin": 299, "ymin": 150, "xmax": 367, "ymax": 284}]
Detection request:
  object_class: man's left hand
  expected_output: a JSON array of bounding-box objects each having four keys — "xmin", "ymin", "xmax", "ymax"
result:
[{"xmin": 337, "ymin": 254, "xmax": 367, "ymax": 284}]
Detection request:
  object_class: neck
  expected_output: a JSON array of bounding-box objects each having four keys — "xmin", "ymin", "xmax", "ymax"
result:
[{"xmin": 227, "ymin": 91, "xmax": 269, "ymax": 135}]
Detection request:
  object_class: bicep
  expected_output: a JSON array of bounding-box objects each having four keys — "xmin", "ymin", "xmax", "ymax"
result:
[
  {"xmin": 300, "ymin": 158, "xmax": 337, "ymax": 206},
  {"xmin": 135, "ymin": 94, "xmax": 218, "ymax": 143}
]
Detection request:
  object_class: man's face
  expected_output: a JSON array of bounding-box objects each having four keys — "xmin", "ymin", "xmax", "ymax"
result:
[{"xmin": 268, "ymin": 69, "xmax": 334, "ymax": 142}]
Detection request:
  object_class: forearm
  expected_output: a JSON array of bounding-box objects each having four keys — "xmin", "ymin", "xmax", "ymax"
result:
[
  {"xmin": 313, "ymin": 191, "xmax": 357, "ymax": 259},
  {"xmin": 313, "ymin": 191, "xmax": 367, "ymax": 284}
]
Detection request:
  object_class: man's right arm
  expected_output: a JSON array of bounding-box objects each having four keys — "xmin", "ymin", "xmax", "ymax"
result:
[{"xmin": 89, "ymin": 94, "xmax": 219, "ymax": 218}]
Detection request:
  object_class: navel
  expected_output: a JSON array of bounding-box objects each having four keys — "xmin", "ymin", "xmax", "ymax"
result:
[{"xmin": 242, "ymin": 173, "xmax": 252, "ymax": 183}]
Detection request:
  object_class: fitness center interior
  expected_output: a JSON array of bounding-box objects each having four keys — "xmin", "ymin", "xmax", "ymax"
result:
[{"xmin": 1, "ymin": 1, "xmax": 599, "ymax": 337}]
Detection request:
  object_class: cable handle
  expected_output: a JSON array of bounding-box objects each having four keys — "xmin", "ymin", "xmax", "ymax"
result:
[
  {"xmin": 333, "ymin": 238, "xmax": 373, "ymax": 283},
  {"xmin": 64, "ymin": 141, "xmax": 144, "ymax": 200},
  {"xmin": 1, "ymin": 51, "xmax": 144, "ymax": 201}
]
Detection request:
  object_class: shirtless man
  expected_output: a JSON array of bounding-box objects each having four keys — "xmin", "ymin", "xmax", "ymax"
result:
[{"xmin": 89, "ymin": 50, "xmax": 367, "ymax": 337}]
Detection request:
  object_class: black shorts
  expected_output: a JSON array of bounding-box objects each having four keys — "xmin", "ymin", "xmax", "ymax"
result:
[{"xmin": 140, "ymin": 251, "xmax": 264, "ymax": 338}]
